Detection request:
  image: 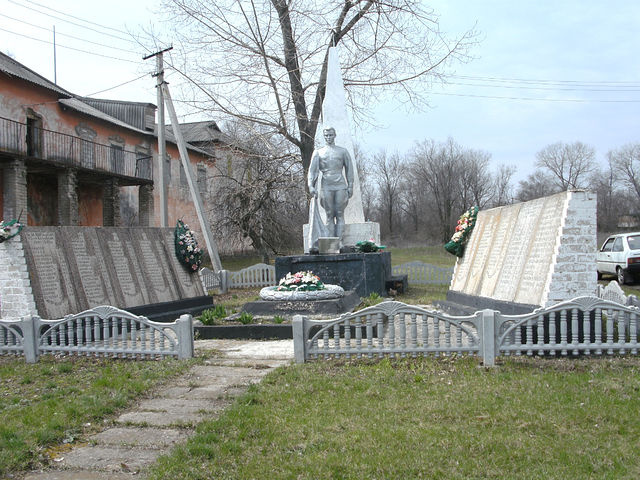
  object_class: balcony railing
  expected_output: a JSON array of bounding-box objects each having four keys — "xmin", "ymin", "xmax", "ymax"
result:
[{"xmin": 0, "ymin": 116, "xmax": 153, "ymax": 182}]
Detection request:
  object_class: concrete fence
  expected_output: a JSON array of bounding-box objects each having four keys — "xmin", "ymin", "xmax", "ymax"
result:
[
  {"xmin": 391, "ymin": 261, "xmax": 454, "ymax": 285},
  {"xmin": 0, "ymin": 305, "xmax": 194, "ymax": 363},
  {"xmin": 293, "ymin": 296, "xmax": 640, "ymax": 366},
  {"xmin": 200, "ymin": 263, "xmax": 276, "ymax": 293}
]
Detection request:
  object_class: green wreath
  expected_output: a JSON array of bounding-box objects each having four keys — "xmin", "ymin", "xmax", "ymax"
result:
[
  {"xmin": 444, "ymin": 206, "xmax": 478, "ymax": 257},
  {"xmin": 0, "ymin": 219, "xmax": 24, "ymax": 243},
  {"xmin": 174, "ymin": 219, "xmax": 203, "ymax": 271}
]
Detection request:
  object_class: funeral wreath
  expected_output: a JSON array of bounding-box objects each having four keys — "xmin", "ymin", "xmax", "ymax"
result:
[
  {"xmin": 174, "ymin": 219, "xmax": 203, "ymax": 271},
  {"xmin": 444, "ymin": 206, "xmax": 478, "ymax": 257}
]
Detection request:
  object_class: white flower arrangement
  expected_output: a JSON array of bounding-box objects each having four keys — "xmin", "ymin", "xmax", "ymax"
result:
[{"xmin": 276, "ymin": 271, "xmax": 325, "ymax": 291}]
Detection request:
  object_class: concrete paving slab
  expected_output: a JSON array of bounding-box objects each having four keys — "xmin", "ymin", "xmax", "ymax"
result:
[
  {"xmin": 57, "ymin": 446, "xmax": 159, "ymax": 472},
  {"xmin": 90, "ymin": 427, "xmax": 189, "ymax": 448},
  {"xmin": 135, "ymin": 397, "xmax": 219, "ymax": 414},
  {"xmin": 24, "ymin": 472, "xmax": 137, "ymax": 480},
  {"xmin": 116, "ymin": 410, "xmax": 218, "ymax": 427},
  {"xmin": 195, "ymin": 339, "xmax": 294, "ymax": 359}
]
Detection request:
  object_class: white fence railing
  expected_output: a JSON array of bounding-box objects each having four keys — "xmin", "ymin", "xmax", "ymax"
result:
[
  {"xmin": 597, "ymin": 280, "xmax": 640, "ymax": 307},
  {"xmin": 293, "ymin": 296, "xmax": 640, "ymax": 366},
  {"xmin": 200, "ymin": 264, "xmax": 276, "ymax": 292},
  {"xmin": 202, "ymin": 261, "xmax": 451, "ymax": 293},
  {"xmin": 0, "ymin": 305, "xmax": 194, "ymax": 363},
  {"xmin": 391, "ymin": 261, "xmax": 454, "ymax": 285}
]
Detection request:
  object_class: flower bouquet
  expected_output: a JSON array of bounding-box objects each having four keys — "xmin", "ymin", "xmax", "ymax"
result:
[
  {"xmin": 276, "ymin": 271, "xmax": 325, "ymax": 292},
  {"xmin": 174, "ymin": 219, "xmax": 203, "ymax": 271},
  {"xmin": 0, "ymin": 219, "xmax": 23, "ymax": 243},
  {"xmin": 444, "ymin": 206, "xmax": 478, "ymax": 257}
]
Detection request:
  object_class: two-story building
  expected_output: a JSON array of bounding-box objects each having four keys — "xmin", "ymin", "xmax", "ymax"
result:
[{"xmin": 0, "ymin": 51, "xmax": 238, "ymax": 253}]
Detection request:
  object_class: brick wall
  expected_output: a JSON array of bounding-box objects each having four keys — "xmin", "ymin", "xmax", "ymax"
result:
[
  {"xmin": 0, "ymin": 235, "xmax": 38, "ymax": 319},
  {"xmin": 544, "ymin": 190, "xmax": 598, "ymax": 306}
]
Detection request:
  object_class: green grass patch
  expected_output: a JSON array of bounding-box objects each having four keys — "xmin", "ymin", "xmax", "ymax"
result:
[
  {"xmin": 150, "ymin": 356, "xmax": 640, "ymax": 479},
  {"xmin": 388, "ymin": 245, "xmax": 455, "ymax": 268},
  {"xmin": 0, "ymin": 355, "xmax": 192, "ymax": 476},
  {"xmin": 220, "ymin": 255, "xmax": 265, "ymax": 271}
]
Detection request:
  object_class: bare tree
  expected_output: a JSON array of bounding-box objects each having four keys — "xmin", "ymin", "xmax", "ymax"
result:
[
  {"xmin": 491, "ymin": 164, "xmax": 516, "ymax": 207},
  {"xmin": 515, "ymin": 171, "xmax": 559, "ymax": 202},
  {"xmin": 609, "ymin": 143, "xmax": 640, "ymax": 206},
  {"xmin": 353, "ymin": 142, "xmax": 376, "ymax": 221},
  {"xmin": 535, "ymin": 141, "xmax": 597, "ymax": 190},
  {"xmin": 410, "ymin": 138, "xmax": 464, "ymax": 242},
  {"xmin": 208, "ymin": 122, "xmax": 306, "ymax": 262},
  {"xmin": 371, "ymin": 150, "xmax": 405, "ymax": 237},
  {"xmin": 590, "ymin": 156, "xmax": 621, "ymax": 231},
  {"xmin": 459, "ymin": 149, "xmax": 493, "ymax": 208},
  {"xmin": 157, "ymin": 0, "xmax": 476, "ymax": 176}
]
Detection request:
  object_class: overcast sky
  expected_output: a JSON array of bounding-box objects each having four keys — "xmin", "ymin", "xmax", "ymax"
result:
[{"xmin": 2, "ymin": 0, "xmax": 639, "ymax": 183}]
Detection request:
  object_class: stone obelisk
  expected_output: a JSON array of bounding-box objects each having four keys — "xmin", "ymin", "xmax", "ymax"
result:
[{"xmin": 303, "ymin": 46, "xmax": 380, "ymax": 252}]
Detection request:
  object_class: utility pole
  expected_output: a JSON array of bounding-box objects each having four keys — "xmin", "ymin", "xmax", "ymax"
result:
[
  {"xmin": 143, "ymin": 47, "xmax": 172, "ymax": 227},
  {"xmin": 162, "ymin": 82, "xmax": 223, "ymax": 272},
  {"xmin": 53, "ymin": 26, "xmax": 57, "ymax": 84}
]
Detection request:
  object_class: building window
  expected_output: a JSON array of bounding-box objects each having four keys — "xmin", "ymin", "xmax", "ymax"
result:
[
  {"xmin": 197, "ymin": 163, "xmax": 207, "ymax": 195},
  {"xmin": 110, "ymin": 145, "xmax": 124, "ymax": 174},
  {"xmin": 25, "ymin": 112, "xmax": 43, "ymax": 157},
  {"xmin": 135, "ymin": 147, "xmax": 152, "ymax": 180}
]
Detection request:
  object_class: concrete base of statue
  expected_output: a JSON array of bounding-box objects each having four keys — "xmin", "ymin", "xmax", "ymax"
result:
[
  {"xmin": 259, "ymin": 284, "xmax": 345, "ymax": 301},
  {"xmin": 276, "ymin": 251, "xmax": 391, "ymax": 298},
  {"xmin": 303, "ymin": 222, "xmax": 380, "ymax": 253}
]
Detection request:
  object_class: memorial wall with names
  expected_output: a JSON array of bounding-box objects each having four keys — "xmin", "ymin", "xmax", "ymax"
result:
[
  {"xmin": 450, "ymin": 190, "xmax": 597, "ymax": 309},
  {"xmin": 22, "ymin": 227, "xmax": 205, "ymax": 319}
]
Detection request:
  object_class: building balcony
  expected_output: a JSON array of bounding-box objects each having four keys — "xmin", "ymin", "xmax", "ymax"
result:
[{"xmin": 0, "ymin": 116, "xmax": 153, "ymax": 184}]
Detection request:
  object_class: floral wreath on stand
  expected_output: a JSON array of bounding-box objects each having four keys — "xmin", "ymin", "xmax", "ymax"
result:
[
  {"xmin": 444, "ymin": 206, "xmax": 478, "ymax": 258},
  {"xmin": 174, "ymin": 219, "xmax": 202, "ymax": 271},
  {"xmin": 276, "ymin": 271, "xmax": 325, "ymax": 292},
  {"xmin": 0, "ymin": 219, "xmax": 24, "ymax": 243}
]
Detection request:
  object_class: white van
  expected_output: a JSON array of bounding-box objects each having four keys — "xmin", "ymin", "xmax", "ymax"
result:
[{"xmin": 596, "ymin": 232, "xmax": 640, "ymax": 284}]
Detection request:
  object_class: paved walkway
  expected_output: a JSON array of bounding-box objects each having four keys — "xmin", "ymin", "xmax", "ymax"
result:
[{"xmin": 22, "ymin": 340, "xmax": 294, "ymax": 480}]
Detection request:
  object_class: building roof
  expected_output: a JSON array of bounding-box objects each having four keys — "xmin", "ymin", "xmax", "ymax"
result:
[
  {"xmin": 58, "ymin": 98, "xmax": 151, "ymax": 136},
  {"xmin": 1, "ymin": 51, "xmax": 215, "ymax": 158},
  {"xmin": 0, "ymin": 51, "xmax": 71, "ymax": 97},
  {"xmin": 168, "ymin": 121, "xmax": 233, "ymax": 147},
  {"xmin": 80, "ymin": 97, "xmax": 156, "ymax": 132}
]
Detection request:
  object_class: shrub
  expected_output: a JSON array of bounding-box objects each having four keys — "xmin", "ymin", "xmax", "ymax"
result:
[
  {"xmin": 238, "ymin": 312, "xmax": 254, "ymax": 325},
  {"xmin": 273, "ymin": 315, "xmax": 285, "ymax": 324},
  {"xmin": 199, "ymin": 305, "xmax": 227, "ymax": 325}
]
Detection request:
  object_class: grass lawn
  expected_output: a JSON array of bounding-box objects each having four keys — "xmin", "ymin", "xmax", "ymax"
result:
[
  {"xmin": 0, "ymin": 355, "xmax": 192, "ymax": 476},
  {"xmin": 149, "ymin": 356, "xmax": 640, "ymax": 480}
]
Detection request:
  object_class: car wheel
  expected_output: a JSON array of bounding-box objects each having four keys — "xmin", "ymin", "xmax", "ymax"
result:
[{"xmin": 617, "ymin": 267, "xmax": 628, "ymax": 285}]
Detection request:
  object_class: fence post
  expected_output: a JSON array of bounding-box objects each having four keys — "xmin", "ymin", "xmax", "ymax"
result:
[
  {"xmin": 220, "ymin": 269, "xmax": 229, "ymax": 293},
  {"xmin": 292, "ymin": 315, "xmax": 307, "ymax": 363},
  {"xmin": 479, "ymin": 309, "xmax": 496, "ymax": 367},
  {"xmin": 21, "ymin": 316, "xmax": 38, "ymax": 364},
  {"xmin": 176, "ymin": 314, "xmax": 194, "ymax": 359}
]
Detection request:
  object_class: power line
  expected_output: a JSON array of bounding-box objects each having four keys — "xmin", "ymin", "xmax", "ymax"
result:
[
  {"xmin": 7, "ymin": 0, "xmax": 139, "ymax": 45},
  {"xmin": 431, "ymin": 90, "xmax": 640, "ymax": 103},
  {"xmin": 0, "ymin": 26, "xmax": 145, "ymax": 64},
  {"xmin": 83, "ymin": 73, "xmax": 150, "ymax": 97},
  {"xmin": 445, "ymin": 73, "xmax": 640, "ymax": 88},
  {"xmin": 0, "ymin": 12, "xmax": 136, "ymax": 54},
  {"xmin": 444, "ymin": 80, "xmax": 640, "ymax": 93},
  {"xmin": 19, "ymin": 0, "xmax": 134, "ymax": 37}
]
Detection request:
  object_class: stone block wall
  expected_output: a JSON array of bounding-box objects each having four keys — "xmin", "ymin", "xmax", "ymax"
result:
[
  {"xmin": 0, "ymin": 235, "xmax": 38, "ymax": 319},
  {"xmin": 544, "ymin": 190, "xmax": 598, "ymax": 306}
]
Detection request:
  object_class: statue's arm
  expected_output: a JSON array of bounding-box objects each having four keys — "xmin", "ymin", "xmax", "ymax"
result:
[
  {"xmin": 344, "ymin": 150, "xmax": 354, "ymax": 198},
  {"xmin": 308, "ymin": 150, "xmax": 319, "ymax": 196}
]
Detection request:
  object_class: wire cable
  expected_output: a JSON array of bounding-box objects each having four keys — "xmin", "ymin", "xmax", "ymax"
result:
[
  {"xmin": 7, "ymin": 0, "xmax": 139, "ymax": 44},
  {"xmin": 83, "ymin": 73, "xmax": 150, "ymax": 97},
  {"xmin": 0, "ymin": 26, "xmax": 145, "ymax": 64},
  {"xmin": 0, "ymin": 12, "xmax": 136, "ymax": 54}
]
